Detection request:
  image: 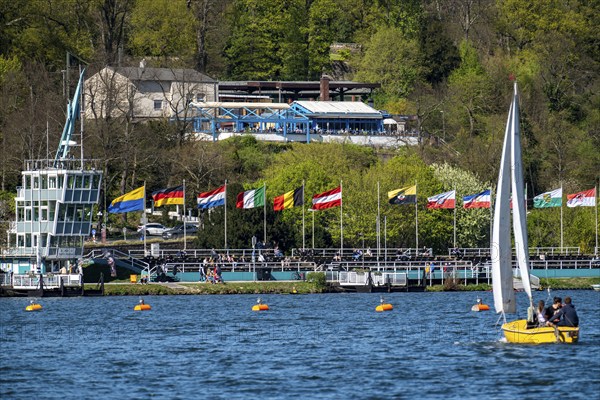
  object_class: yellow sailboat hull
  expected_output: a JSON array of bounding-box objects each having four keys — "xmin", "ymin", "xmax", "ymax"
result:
[{"xmin": 502, "ymin": 319, "xmax": 579, "ymax": 344}]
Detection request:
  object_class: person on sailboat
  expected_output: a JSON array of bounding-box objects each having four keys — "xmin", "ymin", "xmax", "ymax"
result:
[
  {"xmin": 547, "ymin": 296, "xmax": 579, "ymax": 327},
  {"xmin": 544, "ymin": 297, "xmax": 562, "ymax": 321},
  {"xmin": 535, "ymin": 300, "xmax": 547, "ymax": 327}
]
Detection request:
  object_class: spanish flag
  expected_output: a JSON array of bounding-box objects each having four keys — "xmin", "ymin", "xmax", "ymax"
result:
[
  {"xmin": 388, "ymin": 185, "xmax": 417, "ymax": 205},
  {"xmin": 108, "ymin": 186, "xmax": 145, "ymax": 213},
  {"xmin": 152, "ymin": 185, "xmax": 184, "ymax": 207},
  {"xmin": 273, "ymin": 186, "xmax": 304, "ymax": 211}
]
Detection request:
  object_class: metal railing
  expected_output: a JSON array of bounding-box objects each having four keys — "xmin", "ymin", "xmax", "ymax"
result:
[
  {"xmin": 448, "ymin": 247, "xmax": 581, "ymax": 257},
  {"xmin": 127, "ymin": 248, "xmax": 273, "ymax": 260},
  {"xmin": 333, "ymin": 271, "xmax": 408, "ymax": 286},
  {"xmin": 150, "ymin": 260, "xmax": 317, "ymax": 274},
  {"xmin": 292, "ymin": 247, "xmax": 433, "ymax": 258},
  {"xmin": 87, "ymin": 249, "xmax": 149, "ymax": 272},
  {"xmin": 10, "ymin": 273, "xmax": 82, "ymax": 289}
]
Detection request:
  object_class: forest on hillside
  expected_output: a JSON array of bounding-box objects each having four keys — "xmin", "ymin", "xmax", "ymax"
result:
[{"xmin": 0, "ymin": 0, "xmax": 598, "ymax": 252}]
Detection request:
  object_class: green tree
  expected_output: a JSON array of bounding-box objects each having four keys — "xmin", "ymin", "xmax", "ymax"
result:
[
  {"xmin": 129, "ymin": 0, "xmax": 196, "ymax": 61},
  {"xmin": 354, "ymin": 27, "xmax": 422, "ymax": 99},
  {"xmin": 447, "ymin": 40, "xmax": 493, "ymax": 137},
  {"xmin": 225, "ymin": 0, "xmax": 289, "ymax": 79},
  {"xmin": 431, "ymin": 163, "xmax": 491, "ymax": 248}
]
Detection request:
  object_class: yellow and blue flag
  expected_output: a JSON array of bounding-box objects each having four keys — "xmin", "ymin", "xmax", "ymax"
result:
[{"xmin": 108, "ymin": 186, "xmax": 145, "ymax": 213}]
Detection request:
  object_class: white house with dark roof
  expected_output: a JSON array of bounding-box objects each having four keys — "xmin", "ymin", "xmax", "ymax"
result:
[{"xmin": 84, "ymin": 65, "xmax": 217, "ymax": 121}]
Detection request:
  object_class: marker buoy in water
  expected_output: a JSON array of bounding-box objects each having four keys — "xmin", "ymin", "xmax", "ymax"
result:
[
  {"xmin": 134, "ymin": 298, "xmax": 151, "ymax": 311},
  {"xmin": 376, "ymin": 296, "xmax": 393, "ymax": 312},
  {"xmin": 252, "ymin": 298, "xmax": 269, "ymax": 311},
  {"xmin": 471, "ymin": 298, "xmax": 489, "ymax": 312},
  {"xmin": 25, "ymin": 303, "xmax": 42, "ymax": 312}
]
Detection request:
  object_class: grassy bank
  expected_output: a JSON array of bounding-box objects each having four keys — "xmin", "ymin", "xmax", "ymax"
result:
[
  {"xmin": 539, "ymin": 277, "xmax": 600, "ymax": 290},
  {"xmin": 426, "ymin": 277, "xmax": 600, "ymax": 292},
  {"xmin": 87, "ymin": 277, "xmax": 599, "ymax": 296},
  {"xmin": 94, "ymin": 281, "xmax": 325, "ymax": 296}
]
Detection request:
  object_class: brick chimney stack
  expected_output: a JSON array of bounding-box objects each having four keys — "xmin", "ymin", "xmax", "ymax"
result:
[{"xmin": 320, "ymin": 75, "xmax": 330, "ymax": 101}]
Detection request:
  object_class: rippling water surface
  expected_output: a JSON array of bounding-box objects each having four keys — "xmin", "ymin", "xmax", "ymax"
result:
[{"xmin": 1, "ymin": 290, "xmax": 599, "ymax": 399}]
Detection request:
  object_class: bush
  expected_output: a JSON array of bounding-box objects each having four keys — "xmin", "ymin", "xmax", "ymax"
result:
[{"xmin": 306, "ymin": 272, "xmax": 326, "ymax": 290}]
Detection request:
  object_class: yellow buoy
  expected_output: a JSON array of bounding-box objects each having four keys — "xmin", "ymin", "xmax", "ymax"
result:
[
  {"xmin": 252, "ymin": 298, "xmax": 269, "ymax": 311},
  {"xmin": 25, "ymin": 303, "xmax": 42, "ymax": 312},
  {"xmin": 376, "ymin": 296, "xmax": 393, "ymax": 312},
  {"xmin": 376, "ymin": 303, "xmax": 393, "ymax": 312}
]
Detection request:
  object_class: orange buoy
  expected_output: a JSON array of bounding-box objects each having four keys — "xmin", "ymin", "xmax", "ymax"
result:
[
  {"xmin": 252, "ymin": 298, "xmax": 269, "ymax": 311},
  {"xmin": 471, "ymin": 302, "xmax": 490, "ymax": 312},
  {"xmin": 134, "ymin": 299, "xmax": 151, "ymax": 311},
  {"xmin": 25, "ymin": 303, "xmax": 42, "ymax": 312},
  {"xmin": 376, "ymin": 303, "xmax": 393, "ymax": 312},
  {"xmin": 376, "ymin": 296, "xmax": 393, "ymax": 312}
]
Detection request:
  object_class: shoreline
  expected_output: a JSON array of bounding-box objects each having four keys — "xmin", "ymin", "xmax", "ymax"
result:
[
  {"xmin": 91, "ymin": 277, "xmax": 599, "ymax": 296},
  {"xmin": 2, "ymin": 278, "xmax": 597, "ymax": 297}
]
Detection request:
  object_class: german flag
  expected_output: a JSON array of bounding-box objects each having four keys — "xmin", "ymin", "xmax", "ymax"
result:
[
  {"xmin": 152, "ymin": 185, "xmax": 184, "ymax": 207},
  {"xmin": 273, "ymin": 186, "xmax": 304, "ymax": 211},
  {"xmin": 388, "ymin": 185, "xmax": 417, "ymax": 205}
]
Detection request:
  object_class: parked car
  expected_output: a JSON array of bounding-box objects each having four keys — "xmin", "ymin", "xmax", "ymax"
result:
[
  {"xmin": 162, "ymin": 224, "xmax": 198, "ymax": 239},
  {"xmin": 137, "ymin": 223, "xmax": 169, "ymax": 236}
]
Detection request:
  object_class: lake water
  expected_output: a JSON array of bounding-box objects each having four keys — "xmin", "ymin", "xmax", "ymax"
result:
[{"xmin": 1, "ymin": 290, "xmax": 599, "ymax": 399}]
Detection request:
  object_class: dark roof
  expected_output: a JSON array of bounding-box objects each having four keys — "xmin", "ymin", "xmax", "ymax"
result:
[
  {"xmin": 109, "ymin": 67, "xmax": 216, "ymax": 83},
  {"xmin": 218, "ymin": 80, "xmax": 379, "ymax": 91}
]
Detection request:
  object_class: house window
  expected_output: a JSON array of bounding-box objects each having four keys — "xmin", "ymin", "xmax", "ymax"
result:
[
  {"xmin": 196, "ymin": 94, "xmax": 205, "ymax": 102},
  {"xmin": 154, "ymin": 100, "xmax": 163, "ymax": 110}
]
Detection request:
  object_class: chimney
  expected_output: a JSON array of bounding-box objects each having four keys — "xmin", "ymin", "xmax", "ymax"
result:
[{"xmin": 320, "ymin": 75, "xmax": 330, "ymax": 101}]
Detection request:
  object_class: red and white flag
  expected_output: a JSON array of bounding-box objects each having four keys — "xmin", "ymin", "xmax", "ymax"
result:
[
  {"xmin": 566, "ymin": 188, "xmax": 596, "ymax": 208},
  {"xmin": 427, "ymin": 190, "xmax": 456, "ymax": 209},
  {"xmin": 312, "ymin": 186, "xmax": 342, "ymax": 210}
]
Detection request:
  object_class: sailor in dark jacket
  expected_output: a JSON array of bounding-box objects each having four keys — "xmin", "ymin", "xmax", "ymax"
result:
[{"xmin": 547, "ymin": 296, "xmax": 579, "ymax": 327}]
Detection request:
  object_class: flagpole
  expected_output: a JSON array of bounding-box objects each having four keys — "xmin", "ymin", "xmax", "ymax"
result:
[
  {"xmin": 312, "ymin": 207, "xmax": 315, "ymax": 249},
  {"xmin": 143, "ymin": 182, "xmax": 147, "ymax": 257},
  {"xmin": 224, "ymin": 180, "xmax": 227, "ymax": 250},
  {"xmin": 263, "ymin": 182, "xmax": 267, "ymax": 244},
  {"xmin": 415, "ymin": 181, "xmax": 419, "ymax": 251},
  {"xmin": 183, "ymin": 179, "xmax": 187, "ymax": 251},
  {"xmin": 453, "ymin": 187, "xmax": 457, "ymax": 248},
  {"xmin": 560, "ymin": 184, "xmax": 564, "ymax": 250},
  {"xmin": 340, "ymin": 180, "xmax": 343, "ymax": 255},
  {"xmin": 594, "ymin": 186, "xmax": 598, "ymax": 255},
  {"xmin": 384, "ymin": 215, "xmax": 387, "ymax": 261},
  {"xmin": 302, "ymin": 180, "xmax": 305, "ymax": 250},
  {"xmin": 377, "ymin": 181, "xmax": 381, "ymax": 262}
]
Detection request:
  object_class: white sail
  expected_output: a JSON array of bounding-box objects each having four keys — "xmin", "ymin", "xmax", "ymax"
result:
[
  {"xmin": 509, "ymin": 84, "xmax": 533, "ymax": 304},
  {"xmin": 492, "ymin": 94, "xmax": 516, "ymax": 314}
]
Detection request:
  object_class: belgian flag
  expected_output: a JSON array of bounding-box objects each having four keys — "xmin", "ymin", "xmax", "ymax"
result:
[
  {"xmin": 388, "ymin": 185, "xmax": 417, "ymax": 205},
  {"xmin": 273, "ymin": 186, "xmax": 304, "ymax": 211}
]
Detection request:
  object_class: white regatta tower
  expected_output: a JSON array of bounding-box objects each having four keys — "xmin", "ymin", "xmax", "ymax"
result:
[{"xmin": 2, "ymin": 70, "xmax": 103, "ymax": 275}]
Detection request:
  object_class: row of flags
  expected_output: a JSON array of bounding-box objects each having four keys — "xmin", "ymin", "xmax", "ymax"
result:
[
  {"xmin": 198, "ymin": 185, "xmax": 342, "ymax": 211},
  {"xmin": 533, "ymin": 188, "xmax": 597, "ymax": 208},
  {"xmin": 107, "ymin": 183, "xmax": 597, "ymax": 214},
  {"xmin": 389, "ymin": 186, "xmax": 490, "ymax": 209}
]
